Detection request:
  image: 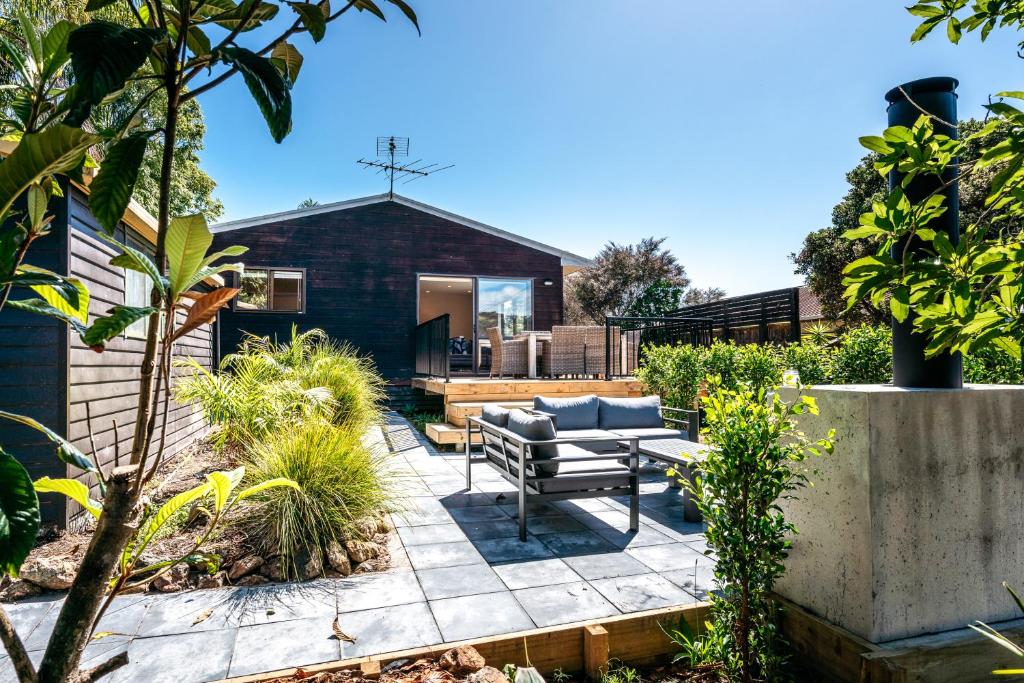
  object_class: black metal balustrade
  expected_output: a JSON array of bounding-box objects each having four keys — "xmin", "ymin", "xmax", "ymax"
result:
[
  {"xmin": 414, "ymin": 313, "xmax": 450, "ymax": 381},
  {"xmin": 605, "ymin": 316, "xmax": 715, "ymax": 379}
]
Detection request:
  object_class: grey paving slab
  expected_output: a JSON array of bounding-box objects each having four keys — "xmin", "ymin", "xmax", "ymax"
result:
[
  {"xmin": 423, "ymin": 477, "xmax": 473, "ymax": 496},
  {"xmin": 229, "ymin": 615, "xmax": 340, "ymax": 677},
  {"xmin": 236, "ymin": 579, "xmax": 337, "ymax": 626},
  {"xmin": 336, "ymin": 571, "xmax": 427, "ymax": 612},
  {"xmin": 590, "ymin": 573, "xmax": 698, "ymax": 612},
  {"xmin": 448, "ymin": 505, "xmax": 510, "ymax": 523},
  {"xmin": 5, "ymin": 596, "xmax": 61, "ymax": 644},
  {"xmin": 662, "ymin": 564, "xmax": 718, "ymax": 600},
  {"xmin": 491, "ymin": 558, "xmax": 581, "ymax": 590},
  {"xmin": 498, "ymin": 502, "xmax": 564, "ymax": 518},
  {"xmin": 552, "ymin": 498, "xmax": 611, "ymax": 514},
  {"xmin": 626, "ymin": 542, "xmax": 709, "ymax": 573},
  {"xmin": 109, "ymin": 628, "xmax": 236, "ymax": 683},
  {"xmin": 562, "ymin": 552, "xmax": 652, "ymax": 581},
  {"xmin": 397, "ymin": 523, "xmax": 468, "ymax": 546},
  {"xmin": 473, "ymin": 479, "xmax": 518, "ymax": 493},
  {"xmin": 392, "ymin": 499, "xmax": 456, "ymax": 527},
  {"xmin": 440, "ymin": 491, "xmax": 514, "ymax": 508},
  {"xmin": 473, "ymin": 536, "xmax": 554, "ymax": 563},
  {"xmin": 524, "ymin": 515, "xmax": 588, "ymax": 535},
  {"xmin": 538, "ymin": 530, "xmax": 617, "ymax": 557},
  {"xmin": 415, "ymin": 563, "xmax": 506, "ymax": 600},
  {"xmin": 513, "ymin": 582, "xmax": 619, "ymax": 627},
  {"xmin": 339, "ymin": 602, "xmax": 443, "ymax": 658},
  {"xmin": 405, "ymin": 540, "xmax": 487, "ymax": 570},
  {"xmin": 460, "ymin": 518, "xmax": 521, "ymax": 540},
  {"xmin": 429, "ymin": 591, "xmax": 534, "ymax": 641},
  {"xmin": 137, "ymin": 587, "xmax": 250, "ymax": 637},
  {"xmin": 80, "ymin": 634, "xmax": 131, "ymax": 671},
  {"xmin": 595, "ymin": 525, "xmax": 676, "ymax": 549},
  {"xmin": 571, "ymin": 509, "xmax": 636, "ymax": 532}
]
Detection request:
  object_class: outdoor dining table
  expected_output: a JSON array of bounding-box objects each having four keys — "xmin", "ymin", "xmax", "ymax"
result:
[
  {"xmin": 513, "ymin": 330, "xmax": 552, "ymax": 379},
  {"xmin": 618, "ymin": 437, "xmax": 708, "ymax": 523}
]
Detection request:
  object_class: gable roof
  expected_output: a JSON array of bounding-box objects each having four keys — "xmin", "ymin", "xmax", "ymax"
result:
[{"xmin": 210, "ymin": 193, "xmax": 593, "ymax": 267}]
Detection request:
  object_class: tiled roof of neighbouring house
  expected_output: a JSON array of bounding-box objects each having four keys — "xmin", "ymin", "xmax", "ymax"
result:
[{"xmin": 799, "ymin": 286, "xmax": 823, "ymax": 321}]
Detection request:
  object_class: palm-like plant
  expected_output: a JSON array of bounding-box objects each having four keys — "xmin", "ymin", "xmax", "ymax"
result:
[{"xmin": 969, "ymin": 583, "xmax": 1024, "ymax": 676}]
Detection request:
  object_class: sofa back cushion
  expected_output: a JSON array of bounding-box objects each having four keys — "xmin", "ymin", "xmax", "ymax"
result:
[
  {"xmin": 598, "ymin": 395, "xmax": 664, "ymax": 429},
  {"xmin": 507, "ymin": 409, "xmax": 559, "ymax": 475},
  {"xmin": 533, "ymin": 394, "xmax": 599, "ymax": 430},
  {"xmin": 481, "ymin": 405, "xmax": 511, "ymax": 428}
]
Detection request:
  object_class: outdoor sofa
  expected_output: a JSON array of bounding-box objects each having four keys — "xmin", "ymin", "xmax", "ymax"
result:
[{"xmin": 529, "ymin": 394, "xmax": 698, "ymax": 450}]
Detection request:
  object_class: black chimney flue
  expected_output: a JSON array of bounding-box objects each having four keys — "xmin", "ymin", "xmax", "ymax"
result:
[{"xmin": 884, "ymin": 77, "xmax": 963, "ymax": 389}]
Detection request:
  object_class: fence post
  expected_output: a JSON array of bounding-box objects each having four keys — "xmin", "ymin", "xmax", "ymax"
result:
[
  {"xmin": 605, "ymin": 319, "xmax": 612, "ymax": 380},
  {"xmin": 789, "ymin": 287, "xmax": 802, "ymax": 343}
]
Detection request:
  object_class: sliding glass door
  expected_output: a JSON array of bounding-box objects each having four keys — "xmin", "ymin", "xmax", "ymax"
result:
[{"xmin": 476, "ymin": 278, "xmax": 533, "ymax": 370}]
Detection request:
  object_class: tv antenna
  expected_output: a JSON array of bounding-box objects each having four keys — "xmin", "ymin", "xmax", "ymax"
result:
[{"xmin": 357, "ymin": 136, "xmax": 453, "ymax": 199}]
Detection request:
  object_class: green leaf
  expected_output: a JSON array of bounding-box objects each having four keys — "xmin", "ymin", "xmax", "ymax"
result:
[
  {"xmin": 181, "ymin": 261, "xmax": 244, "ymax": 293},
  {"xmin": 166, "ymin": 214, "xmax": 213, "ymax": 296},
  {"xmin": 107, "ymin": 242, "xmax": 166, "ymax": 296},
  {"xmin": 85, "ymin": 0, "xmax": 121, "ymax": 10},
  {"xmin": 216, "ymin": 46, "xmax": 292, "ymax": 143},
  {"xmin": 207, "ymin": 0, "xmax": 280, "ymax": 31},
  {"xmin": 206, "ymin": 467, "xmax": 245, "ymax": 514},
  {"xmin": 81, "ymin": 305, "xmax": 156, "ymax": 347},
  {"xmin": 0, "ymin": 409, "xmax": 96, "ymax": 472},
  {"xmin": 34, "ymin": 477, "xmax": 102, "ymax": 518},
  {"xmin": 907, "ymin": 4, "xmax": 944, "ymax": 17},
  {"xmin": 16, "ymin": 264, "xmax": 90, "ymax": 323},
  {"xmin": 946, "ymin": 17, "xmax": 962, "ymax": 43},
  {"xmin": 40, "ymin": 20, "xmax": 73, "ymax": 83},
  {"xmin": 859, "ymin": 135, "xmax": 893, "ymax": 155},
  {"xmin": 136, "ymin": 482, "xmax": 213, "ymax": 551},
  {"xmin": 232, "ymin": 477, "xmax": 300, "ymax": 504},
  {"xmin": 26, "ymin": 183, "xmax": 47, "ymax": 231},
  {"xmin": 890, "ymin": 286, "xmax": 910, "ymax": 323},
  {"xmin": 89, "ymin": 131, "xmax": 150, "ymax": 234},
  {"xmin": 289, "ymin": 2, "xmax": 327, "ymax": 42},
  {"xmin": 384, "ymin": 0, "xmax": 420, "ymax": 34},
  {"xmin": 67, "ymin": 22, "xmax": 165, "ymax": 118},
  {"xmin": 6, "ymin": 298, "xmax": 87, "ymax": 336},
  {"xmin": 270, "ymin": 42, "xmax": 303, "ymax": 86},
  {"xmin": 842, "ymin": 225, "xmax": 886, "ymax": 240},
  {"xmin": 0, "ymin": 125, "xmax": 100, "ymax": 219},
  {"xmin": 17, "ymin": 9, "xmax": 41, "ymax": 68},
  {"xmin": 0, "ymin": 449, "xmax": 40, "ymax": 577}
]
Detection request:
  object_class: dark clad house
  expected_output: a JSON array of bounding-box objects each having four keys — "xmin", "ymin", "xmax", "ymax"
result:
[
  {"xmin": 210, "ymin": 194, "xmax": 590, "ymax": 396},
  {"xmin": 0, "ymin": 180, "xmax": 215, "ymax": 526}
]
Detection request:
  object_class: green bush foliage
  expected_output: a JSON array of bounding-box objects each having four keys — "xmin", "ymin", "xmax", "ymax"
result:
[
  {"xmin": 635, "ymin": 344, "xmax": 704, "ymax": 408},
  {"xmin": 830, "ymin": 324, "xmax": 893, "ymax": 384},
  {"xmin": 241, "ymin": 418, "xmax": 394, "ymax": 579}
]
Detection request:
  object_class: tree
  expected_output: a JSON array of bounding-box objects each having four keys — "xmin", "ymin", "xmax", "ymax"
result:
[
  {"xmin": 682, "ymin": 286, "xmax": 726, "ymax": 306},
  {"xmin": 792, "ymin": 119, "xmax": 1017, "ymax": 326},
  {"xmin": 0, "ymin": 2, "xmax": 419, "ymax": 682},
  {"xmin": 565, "ymin": 237, "xmax": 689, "ymax": 323},
  {"xmin": 298, "ymin": 197, "xmax": 320, "ymax": 208},
  {"xmin": 626, "ymin": 277, "xmax": 683, "ymax": 317}
]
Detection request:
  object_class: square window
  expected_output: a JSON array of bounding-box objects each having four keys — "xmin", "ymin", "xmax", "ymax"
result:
[{"xmin": 236, "ymin": 268, "xmax": 304, "ymax": 312}]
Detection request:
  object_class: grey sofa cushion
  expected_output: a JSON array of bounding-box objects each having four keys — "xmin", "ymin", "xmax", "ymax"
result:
[
  {"xmin": 557, "ymin": 429, "xmax": 623, "ymax": 453},
  {"xmin": 610, "ymin": 427, "xmax": 684, "ymax": 440},
  {"xmin": 528, "ymin": 454, "xmax": 631, "ymax": 494},
  {"xmin": 533, "ymin": 394, "xmax": 599, "ymax": 430},
  {"xmin": 598, "ymin": 396, "xmax": 664, "ymax": 429},
  {"xmin": 481, "ymin": 405, "xmax": 511, "ymax": 428},
  {"xmin": 507, "ymin": 409, "xmax": 559, "ymax": 475}
]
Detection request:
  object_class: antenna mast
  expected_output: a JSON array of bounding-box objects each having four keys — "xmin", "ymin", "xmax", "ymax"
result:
[{"xmin": 357, "ymin": 136, "xmax": 453, "ymax": 199}]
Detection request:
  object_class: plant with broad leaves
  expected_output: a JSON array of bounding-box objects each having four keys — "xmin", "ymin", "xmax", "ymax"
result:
[{"xmin": 676, "ymin": 377, "xmax": 834, "ymax": 682}]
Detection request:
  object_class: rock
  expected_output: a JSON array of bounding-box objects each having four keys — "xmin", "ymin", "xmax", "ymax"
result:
[
  {"xmin": 197, "ymin": 571, "xmax": 227, "ymax": 589},
  {"xmin": 303, "ymin": 552, "xmax": 323, "ymax": 580},
  {"xmin": 355, "ymin": 517, "xmax": 379, "ymax": 539},
  {"xmin": 325, "ymin": 541, "xmax": 352, "ymax": 576},
  {"xmin": 352, "ymin": 555, "xmax": 390, "ymax": 574},
  {"xmin": 377, "ymin": 516, "xmax": 392, "ymax": 533},
  {"xmin": 228, "ymin": 555, "xmax": 263, "ymax": 581},
  {"xmin": 344, "ymin": 540, "xmax": 381, "ymax": 564},
  {"xmin": 467, "ymin": 667, "xmax": 510, "ymax": 683},
  {"xmin": 152, "ymin": 565, "xmax": 188, "ymax": 593},
  {"xmin": 0, "ymin": 580, "xmax": 43, "ymax": 602},
  {"xmin": 237, "ymin": 575, "xmax": 269, "ymax": 587},
  {"xmin": 439, "ymin": 645, "xmax": 486, "ymax": 675},
  {"xmin": 20, "ymin": 556, "xmax": 76, "ymax": 590},
  {"xmin": 260, "ymin": 558, "xmax": 287, "ymax": 582}
]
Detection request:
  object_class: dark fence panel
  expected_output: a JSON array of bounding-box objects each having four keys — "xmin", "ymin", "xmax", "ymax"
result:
[
  {"xmin": 605, "ymin": 316, "xmax": 714, "ymax": 379},
  {"xmin": 669, "ymin": 287, "xmax": 801, "ymax": 344},
  {"xmin": 414, "ymin": 314, "xmax": 450, "ymax": 380}
]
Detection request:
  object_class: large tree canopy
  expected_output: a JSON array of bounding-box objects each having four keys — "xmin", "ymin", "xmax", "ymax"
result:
[
  {"xmin": 565, "ymin": 237, "xmax": 690, "ymax": 323},
  {"xmin": 791, "ymin": 118, "xmax": 1017, "ymax": 325}
]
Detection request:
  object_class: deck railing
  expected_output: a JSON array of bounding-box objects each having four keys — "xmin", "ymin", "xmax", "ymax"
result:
[
  {"xmin": 414, "ymin": 313, "xmax": 450, "ymax": 381},
  {"xmin": 604, "ymin": 316, "xmax": 715, "ymax": 379},
  {"xmin": 669, "ymin": 286, "xmax": 802, "ymax": 344}
]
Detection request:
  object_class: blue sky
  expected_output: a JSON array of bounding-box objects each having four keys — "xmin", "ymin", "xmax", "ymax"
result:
[{"xmin": 197, "ymin": 0, "xmax": 1021, "ymax": 296}]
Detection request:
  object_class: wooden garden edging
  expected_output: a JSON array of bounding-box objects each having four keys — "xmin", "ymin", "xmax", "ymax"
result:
[{"xmin": 216, "ymin": 601, "xmax": 710, "ymax": 683}]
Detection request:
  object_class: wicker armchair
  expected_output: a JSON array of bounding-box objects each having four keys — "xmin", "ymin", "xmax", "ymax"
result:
[
  {"xmin": 548, "ymin": 325, "xmax": 621, "ymax": 378},
  {"xmin": 487, "ymin": 327, "xmax": 528, "ymax": 378}
]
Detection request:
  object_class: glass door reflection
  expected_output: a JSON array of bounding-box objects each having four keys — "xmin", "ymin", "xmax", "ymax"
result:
[{"xmin": 475, "ymin": 278, "xmax": 533, "ymax": 371}]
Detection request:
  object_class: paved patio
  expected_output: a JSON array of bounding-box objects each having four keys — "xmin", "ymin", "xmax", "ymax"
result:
[{"xmin": 1, "ymin": 414, "xmax": 712, "ymax": 682}]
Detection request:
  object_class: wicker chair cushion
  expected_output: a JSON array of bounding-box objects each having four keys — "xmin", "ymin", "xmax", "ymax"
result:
[
  {"xmin": 598, "ymin": 396, "xmax": 663, "ymax": 429},
  {"xmin": 481, "ymin": 405, "xmax": 511, "ymax": 428},
  {"xmin": 506, "ymin": 409, "xmax": 559, "ymax": 475},
  {"xmin": 533, "ymin": 394, "xmax": 599, "ymax": 430}
]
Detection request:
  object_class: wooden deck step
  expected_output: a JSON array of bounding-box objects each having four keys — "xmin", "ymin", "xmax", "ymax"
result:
[
  {"xmin": 425, "ymin": 422, "xmax": 480, "ymax": 447},
  {"xmin": 446, "ymin": 400, "xmax": 533, "ymax": 427}
]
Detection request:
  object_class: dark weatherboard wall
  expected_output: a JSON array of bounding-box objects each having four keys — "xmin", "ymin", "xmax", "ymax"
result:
[
  {"xmin": 212, "ymin": 200, "xmax": 565, "ymax": 381},
  {"xmin": 0, "ymin": 183, "xmax": 214, "ymax": 526}
]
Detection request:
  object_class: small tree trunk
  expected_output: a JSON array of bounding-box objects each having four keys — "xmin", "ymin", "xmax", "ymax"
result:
[{"xmin": 34, "ymin": 468, "xmax": 139, "ymax": 683}]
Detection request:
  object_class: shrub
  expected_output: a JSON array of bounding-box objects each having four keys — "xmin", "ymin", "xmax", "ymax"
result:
[
  {"xmin": 241, "ymin": 419, "xmax": 395, "ymax": 578},
  {"xmin": 636, "ymin": 343, "xmax": 704, "ymax": 409},
  {"xmin": 783, "ymin": 342, "xmax": 834, "ymax": 385},
  {"xmin": 735, "ymin": 343, "xmax": 783, "ymax": 391},
  {"xmin": 703, "ymin": 341, "xmax": 742, "ymax": 390},
  {"xmin": 964, "ymin": 346, "xmax": 1024, "ymax": 385},
  {"xmin": 687, "ymin": 379, "xmax": 834, "ymax": 680},
  {"xmin": 831, "ymin": 324, "xmax": 893, "ymax": 384}
]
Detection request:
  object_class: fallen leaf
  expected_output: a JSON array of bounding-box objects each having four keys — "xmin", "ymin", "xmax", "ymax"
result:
[
  {"xmin": 192, "ymin": 608, "xmax": 214, "ymax": 626},
  {"xmin": 91, "ymin": 631, "xmax": 127, "ymax": 640},
  {"xmin": 331, "ymin": 615, "xmax": 356, "ymax": 642}
]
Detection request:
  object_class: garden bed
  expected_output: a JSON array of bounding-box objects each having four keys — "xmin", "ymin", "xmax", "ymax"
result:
[{"xmin": 1, "ymin": 435, "xmax": 397, "ymax": 603}]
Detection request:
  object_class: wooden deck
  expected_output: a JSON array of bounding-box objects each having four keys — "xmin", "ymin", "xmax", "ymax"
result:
[{"xmin": 412, "ymin": 377, "xmax": 643, "ymax": 446}]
